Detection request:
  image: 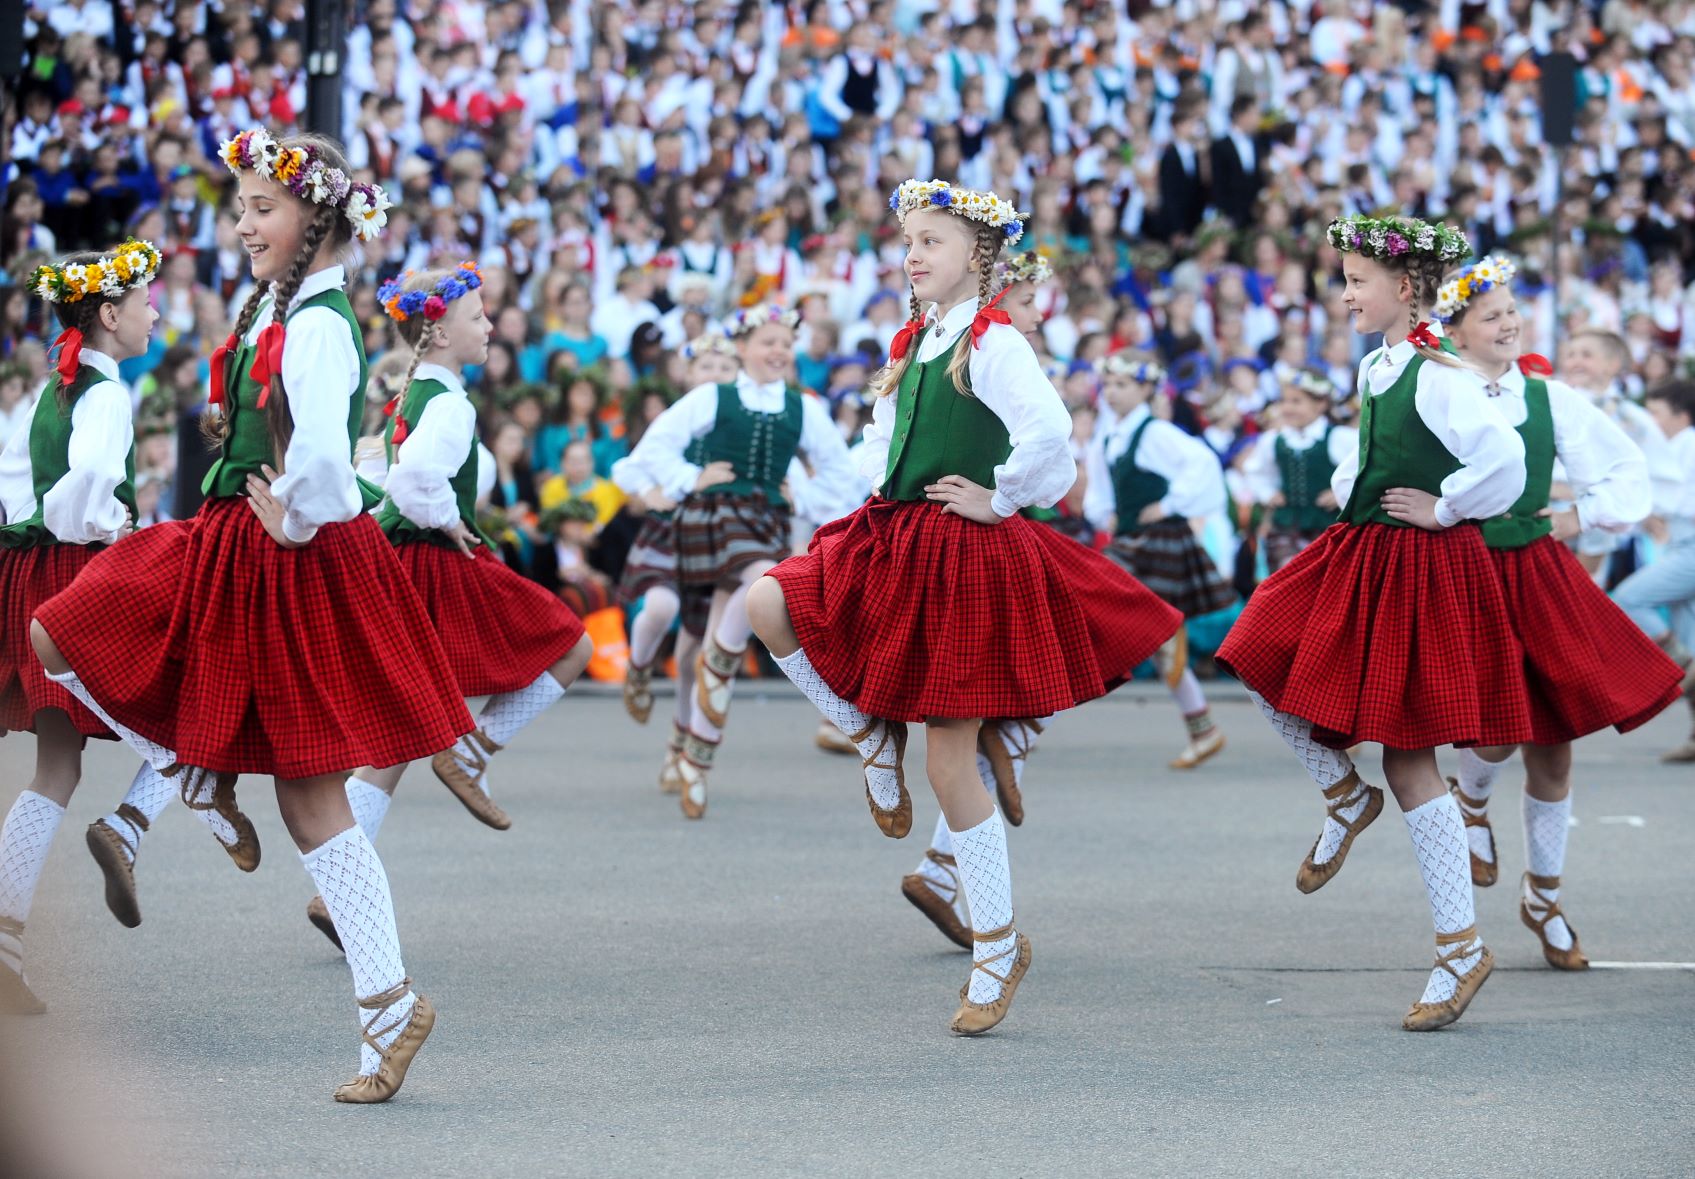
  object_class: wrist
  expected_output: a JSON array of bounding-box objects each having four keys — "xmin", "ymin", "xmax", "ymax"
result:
[
  {"xmin": 281, "ymin": 514, "xmax": 318, "ymax": 545},
  {"xmin": 989, "ymin": 491, "xmax": 1018, "ymax": 519},
  {"xmin": 1432, "ymin": 499, "xmax": 1459, "ymax": 529}
]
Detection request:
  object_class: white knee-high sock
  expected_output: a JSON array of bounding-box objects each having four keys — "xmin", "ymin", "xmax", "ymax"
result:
[
  {"xmin": 1403, "ymin": 793, "xmax": 1484, "ymax": 1003},
  {"xmin": 629, "ymin": 588, "xmax": 680, "ymax": 669},
  {"xmin": 101, "ymin": 764, "xmax": 179, "ymax": 864},
  {"xmin": 1456, "ymin": 748, "xmax": 1501, "ymax": 865},
  {"xmin": 773, "ymin": 648, "xmax": 901, "ymax": 809},
  {"xmin": 1247, "ymin": 688, "xmax": 1363, "ymax": 863},
  {"xmin": 44, "ymin": 668, "xmax": 176, "ymax": 771},
  {"xmin": 674, "ymin": 631, "xmax": 701, "ymax": 731},
  {"xmin": 346, "ymin": 775, "xmax": 392, "ymax": 844},
  {"xmin": 950, "ymin": 810, "xmax": 1017, "ymax": 1003},
  {"xmin": 1523, "ymin": 793, "xmax": 1574, "ymax": 950},
  {"xmin": 301, "ymin": 827, "xmax": 415, "ymax": 1075},
  {"xmin": 0, "ymin": 791, "xmax": 66, "ymax": 978},
  {"xmin": 479, "ymin": 671, "xmax": 566, "ymax": 748},
  {"xmin": 714, "ymin": 580, "xmax": 756, "ymax": 653},
  {"xmin": 916, "ymin": 813, "xmax": 955, "ymax": 889},
  {"xmin": 1171, "ymin": 670, "xmax": 1211, "ymax": 725}
]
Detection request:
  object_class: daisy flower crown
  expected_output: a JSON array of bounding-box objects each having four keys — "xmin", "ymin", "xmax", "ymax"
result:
[
  {"xmin": 890, "ymin": 180, "xmax": 1027, "ymax": 247},
  {"xmin": 1326, "ymin": 215, "xmax": 1470, "ymax": 264},
  {"xmin": 220, "ymin": 128, "xmax": 393, "ymax": 244},
  {"xmin": 377, "ymin": 262, "xmax": 484, "ymax": 323},
  {"xmin": 32, "ymin": 239, "xmax": 162, "ymax": 304},
  {"xmin": 1434, "ymin": 256, "xmax": 1517, "ymax": 324},
  {"xmin": 1287, "ymin": 368, "xmax": 1338, "ymax": 400},
  {"xmin": 1102, "ymin": 354, "xmax": 1167, "ymax": 386},
  {"xmin": 683, "ymin": 332, "xmax": 738, "ymax": 360},
  {"xmin": 726, "ymin": 303, "xmax": 800, "ymax": 338},
  {"xmin": 995, "ymin": 251, "xmax": 1054, "ymax": 287}
]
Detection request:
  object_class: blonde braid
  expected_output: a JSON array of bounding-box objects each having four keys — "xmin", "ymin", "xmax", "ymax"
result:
[
  {"xmin": 1403, "ymin": 257, "xmax": 1468, "ymax": 371},
  {"xmin": 867, "ymin": 289, "xmax": 927, "ymax": 400},
  {"xmin": 945, "ymin": 226, "xmax": 1005, "ymax": 397}
]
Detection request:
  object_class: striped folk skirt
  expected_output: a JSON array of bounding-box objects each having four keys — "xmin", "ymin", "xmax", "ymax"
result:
[
  {"xmin": 1104, "ymin": 518, "xmax": 1237, "ymax": 619},
  {"xmin": 675, "ymin": 490, "xmax": 792, "ymax": 635}
]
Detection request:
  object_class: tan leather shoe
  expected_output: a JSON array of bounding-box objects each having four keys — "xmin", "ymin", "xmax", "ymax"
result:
[
  {"xmin": 171, "ymin": 767, "xmax": 261, "ymax": 872},
  {"xmin": 853, "ymin": 719, "xmax": 910, "ymax": 838},
  {"xmin": 623, "ymin": 663, "xmax": 655, "ymax": 725},
  {"xmin": 678, "ymin": 732, "xmax": 717, "ymax": 820},
  {"xmin": 814, "ymin": 719, "xmax": 857, "ymax": 755},
  {"xmin": 1520, "ymin": 873, "xmax": 1589, "ymax": 971},
  {"xmin": 333, "ymin": 982, "xmax": 435, "ymax": 1103},
  {"xmin": 86, "ymin": 808, "xmax": 145, "ymax": 928},
  {"xmin": 950, "ymin": 925, "xmax": 1032, "ymax": 1036},
  {"xmin": 1295, "ymin": 771, "xmax": 1383, "ymax": 894},
  {"xmin": 1170, "ymin": 726, "xmax": 1226, "ymax": 770},
  {"xmin": 900, "ymin": 851, "xmax": 971, "ymax": 949},
  {"xmin": 1403, "ymin": 927, "xmax": 1493, "ymax": 1031},
  {"xmin": 432, "ymin": 730, "xmax": 512, "ymax": 830},
  {"xmin": 694, "ymin": 639, "xmax": 741, "ymax": 730},
  {"xmin": 979, "ymin": 719, "xmax": 1041, "ymax": 827},
  {"xmin": 1447, "ymin": 776, "xmax": 1497, "ymax": 888},
  {"xmin": 306, "ymin": 895, "xmax": 344, "ymax": 952}
]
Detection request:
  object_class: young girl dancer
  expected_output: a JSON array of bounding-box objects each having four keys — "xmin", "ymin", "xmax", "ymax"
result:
[
  {"xmin": 626, "ymin": 304, "xmax": 857, "ymax": 820},
  {"xmin": 748, "ymin": 180, "xmax": 1181, "ymax": 1034},
  {"xmin": 611, "ymin": 332, "xmax": 735, "ymax": 795},
  {"xmin": 1216, "ymin": 215, "xmax": 1528, "ymax": 1030},
  {"xmin": 1084, "ymin": 353, "xmax": 1234, "ymax": 769},
  {"xmin": 1435, "ymin": 258, "xmax": 1681, "ymax": 970},
  {"xmin": 1241, "ymin": 369, "xmax": 1356, "ymax": 572},
  {"xmin": 31, "ymin": 130, "xmax": 470, "ymax": 1101},
  {"xmin": 0, "ymin": 240, "xmax": 174, "ymax": 1010}
]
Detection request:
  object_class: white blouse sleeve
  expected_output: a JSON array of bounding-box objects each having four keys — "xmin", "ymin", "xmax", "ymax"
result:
[
  {"xmin": 1082, "ymin": 434, "xmax": 1116, "ymax": 531},
  {"xmin": 1546, "ymin": 380, "xmax": 1652, "ymax": 533},
  {"xmin": 384, "ymin": 394, "xmax": 475, "ymax": 531},
  {"xmin": 476, "ymin": 442, "xmax": 496, "ymax": 505},
  {"xmin": 1142, "ymin": 419, "xmax": 1227, "ymax": 518},
  {"xmin": 41, "ymin": 380, "xmax": 132, "ymax": 544},
  {"xmin": 1414, "ymin": 363, "xmax": 1527, "ymax": 527},
  {"xmin": 1238, "ymin": 434, "xmax": 1282, "ymax": 505},
  {"xmin": 610, "ymin": 452, "xmax": 657, "ymax": 496},
  {"xmin": 791, "ymin": 393, "xmax": 862, "ymax": 523},
  {"xmin": 859, "ymin": 393, "xmax": 894, "ymax": 488},
  {"xmin": 966, "ymin": 323, "xmax": 1077, "ymax": 517},
  {"xmin": 268, "ymin": 305, "xmax": 364, "ymax": 543},
  {"xmin": 625, "ymin": 383, "xmax": 718, "ymax": 499}
]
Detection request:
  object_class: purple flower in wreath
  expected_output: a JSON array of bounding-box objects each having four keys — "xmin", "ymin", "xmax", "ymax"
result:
[{"xmin": 1385, "ymin": 231, "xmax": 1409, "ymax": 256}]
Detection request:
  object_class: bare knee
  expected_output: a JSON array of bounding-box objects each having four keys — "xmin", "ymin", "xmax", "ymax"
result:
[
  {"xmin": 1473, "ymin": 744, "xmax": 1518, "ymax": 764},
  {"xmin": 1522, "ymin": 742, "xmax": 1572, "ymax": 801},
  {"xmin": 552, "ymin": 632, "xmax": 594, "ymax": 686},
  {"xmin": 274, "ymin": 774, "xmax": 357, "ymax": 853},
  {"xmin": 31, "ymin": 619, "xmax": 69, "ymax": 676},
  {"xmin": 745, "ymin": 576, "xmax": 796, "ymax": 655}
]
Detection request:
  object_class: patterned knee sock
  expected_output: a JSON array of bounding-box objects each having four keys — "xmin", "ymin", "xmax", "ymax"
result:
[
  {"xmin": 1246, "ymin": 688, "xmax": 1362, "ymax": 864},
  {"xmin": 44, "ymin": 668, "xmax": 176, "ymax": 771},
  {"xmin": 101, "ymin": 764, "xmax": 178, "ymax": 864},
  {"xmin": 301, "ymin": 827, "xmax": 415, "ymax": 1076},
  {"xmin": 0, "ymin": 791, "xmax": 66, "ymax": 982},
  {"xmin": 916, "ymin": 813, "xmax": 954, "ymax": 889},
  {"xmin": 1403, "ymin": 794, "xmax": 1484, "ymax": 1003},
  {"xmin": 346, "ymin": 775, "xmax": 392, "ymax": 844},
  {"xmin": 773, "ymin": 649, "xmax": 902, "ymax": 810},
  {"xmin": 950, "ymin": 810, "xmax": 1017, "ymax": 1003},
  {"xmin": 1455, "ymin": 748, "xmax": 1501, "ymax": 865},
  {"xmin": 479, "ymin": 671, "xmax": 566, "ymax": 748},
  {"xmin": 1523, "ymin": 793, "xmax": 1574, "ymax": 950}
]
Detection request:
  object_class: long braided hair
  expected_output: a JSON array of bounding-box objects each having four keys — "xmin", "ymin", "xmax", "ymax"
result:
[
  {"xmin": 1385, "ymin": 252, "xmax": 1468, "ymax": 371},
  {"xmin": 866, "ymin": 218, "xmax": 1006, "ymax": 400}
]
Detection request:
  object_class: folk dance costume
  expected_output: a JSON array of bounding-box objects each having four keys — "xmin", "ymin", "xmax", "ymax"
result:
[
  {"xmin": 1083, "ymin": 397, "xmax": 1235, "ymax": 769},
  {"xmin": 1216, "ymin": 212, "xmax": 1528, "ymax": 1031},
  {"xmin": 35, "ymin": 129, "xmax": 466, "ymax": 1101},
  {"xmin": 1240, "ymin": 415, "xmax": 1358, "ymax": 573}
]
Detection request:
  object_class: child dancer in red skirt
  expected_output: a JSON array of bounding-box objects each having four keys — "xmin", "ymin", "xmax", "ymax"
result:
[
  {"xmin": 298, "ymin": 264, "xmax": 594, "ymax": 948},
  {"xmin": 1433, "ymin": 258, "xmax": 1680, "ymax": 971},
  {"xmin": 1217, "ymin": 215, "xmax": 1530, "ymax": 1030},
  {"xmin": 624, "ymin": 304, "xmax": 858, "ymax": 819},
  {"xmin": 611, "ymin": 333, "xmax": 737, "ymax": 795},
  {"xmin": 32, "ymin": 130, "xmax": 470, "ymax": 1101},
  {"xmin": 749, "ymin": 180, "xmax": 1180, "ymax": 1034}
]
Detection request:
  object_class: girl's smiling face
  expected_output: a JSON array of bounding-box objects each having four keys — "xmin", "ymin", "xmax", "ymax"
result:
[
  {"xmin": 1446, "ymin": 284, "xmax": 1520, "ymax": 370},
  {"xmin": 736, "ymin": 322, "xmax": 794, "ymax": 385},
  {"xmin": 234, "ymin": 172, "xmax": 312, "ymax": 283},
  {"xmin": 1339, "ymin": 253, "xmax": 1411, "ymax": 338}
]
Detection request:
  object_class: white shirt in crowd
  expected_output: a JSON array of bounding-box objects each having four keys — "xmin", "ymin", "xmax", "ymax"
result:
[
  {"xmin": 1239, "ymin": 417, "xmax": 1360, "ymax": 507},
  {"xmin": 1083, "ymin": 402, "xmax": 1229, "ymax": 532},
  {"xmin": 0, "ymin": 348, "xmax": 132, "ymax": 544}
]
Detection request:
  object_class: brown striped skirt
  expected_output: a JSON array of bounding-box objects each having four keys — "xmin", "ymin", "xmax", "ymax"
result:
[
  {"xmin": 676, "ymin": 490, "xmax": 792, "ymax": 635},
  {"xmin": 617, "ymin": 511, "xmax": 680, "ymax": 606},
  {"xmin": 1104, "ymin": 518, "xmax": 1237, "ymax": 620},
  {"xmin": 1263, "ymin": 526, "xmax": 1328, "ymax": 575}
]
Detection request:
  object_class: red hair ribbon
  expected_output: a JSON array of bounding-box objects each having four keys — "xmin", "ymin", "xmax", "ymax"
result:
[
  {"xmin": 1406, "ymin": 321, "xmax": 1441, "ymax": 351},
  {"xmin": 1517, "ymin": 353, "xmax": 1553, "ymax": 377},
  {"xmin": 51, "ymin": 327, "xmax": 84, "ymax": 385},
  {"xmin": 888, "ymin": 315, "xmax": 928, "ymax": 362},
  {"xmin": 247, "ymin": 322, "xmax": 287, "ymax": 408},
  {"xmin": 384, "ymin": 395, "xmax": 410, "ymax": 446},
  {"xmin": 970, "ymin": 287, "xmax": 1013, "ymax": 349},
  {"xmin": 207, "ymin": 331, "xmax": 238, "ymax": 406}
]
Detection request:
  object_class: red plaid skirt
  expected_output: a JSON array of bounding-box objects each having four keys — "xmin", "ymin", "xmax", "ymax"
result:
[
  {"xmin": 1216, "ymin": 522, "xmax": 1531, "ymax": 750},
  {"xmin": 0, "ymin": 544, "xmax": 111, "ymax": 738},
  {"xmin": 767, "ymin": 498, "xmax": 1182, "ymax": 722},
  {"xmin": 395, "ymin": 541, "xmax": 584, "ymax": 697},
  {"xmin": 34, "ymin": 497, "xmax": 472, "ymax": 779},
  {"xmin": 1493, "ymin": 535, "xmax": 1681, "ymax": 743}
]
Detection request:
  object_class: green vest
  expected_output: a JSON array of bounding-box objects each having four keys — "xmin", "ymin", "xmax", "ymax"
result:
[
  {"xmin": 882, "ymin": 339, "xmax": 1011, "ymax": 501},
  {"xmin": 1272, "ymin": 425, "xmax": 1339, "ymax": 532},
  {"xmin": 1110, "ymin": 415, "xmax": 1170, "ymax": 536},
  {"xmin": 698, "ymin": 382, "xmax": 804, "ymax": 505},
  {"xmin": 1338, "ymin": 354, "xmax": 1466, "ymax": 528},
  {"xmin": 201, "ymin": 288, "xmax": 377, "ymax": 509},
  {"xmin": 1479, "ymin": 378, "xmax": 1554, "ymax": 549},
  {"xmin": 0, "ymin": 364, "xmax": 138, "ymax": 548},
  {"xmin": 376, "ymin": 377, "xmax": 494, "ymax": 548}
]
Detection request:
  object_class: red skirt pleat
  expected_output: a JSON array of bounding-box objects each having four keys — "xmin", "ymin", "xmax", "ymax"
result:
[
  {"xmin": 1216, "ymin": 522, "xmax": 1533, "ymax": 750},
  {"xmin": 395, "ymin": 541, "xmax": 584, "ymax": 697},
  {"xmin": 34, "ymin": 498, "xmax": 473, "ymax": 779},
  {"xmin": 767, "ymin": 498, "xmax": 1181, "ymax": 722},
  {"xmin": 1493, "ymin": 535, "xmax": 1681, "ymax": 743},
  {"xmin": 0, "ymin": 544, "xmax": 111, "ymax": 738}
]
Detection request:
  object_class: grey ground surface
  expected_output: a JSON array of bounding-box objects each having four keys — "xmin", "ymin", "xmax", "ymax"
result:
[{"xmin": 1, "ymin": 683, "xmax": 1690, "ymax": 1177}]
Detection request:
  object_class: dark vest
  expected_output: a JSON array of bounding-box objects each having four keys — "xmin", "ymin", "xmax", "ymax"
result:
[
  {"xmin": 1479, "ymin": 377, "xmax": 1554, "ymax": 549},
  {"xmin": 697, "ymin": 382, "xmax": 804, "ymax": 506},
  {"xmin": 1109, "ymin": 415, "xmax": 1170, "ymax": 536},
  {"xmin": 881, "ymin": 338, "xmax": 1010, "ymax": 502},
  {"xmin": 1337, "ymin": 354, "xmax": 1465, "ymax": 529},
  {"xmin": 1272, "ymin": 425, "xmax": 1339, "ymax": 533}
]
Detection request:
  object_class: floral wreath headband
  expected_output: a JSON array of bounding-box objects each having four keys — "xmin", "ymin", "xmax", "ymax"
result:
[
  {"xmin": 1327, "ymin": 215, "xmax": 1470, "ymax": 265},
  {"xmin": 1286, "ymin": 369, "xmax": 1338, "ymax": 400},
  {"xmin": 891, "ymin": 180, "xmax": 1027, "ymax": 247},
  {"xmin": 1102, "ymin": 354, "xmax": 1167, "ymax": 386},
  {"xmin": 726, "ymin": 304, "xmax": 800, "ymax": 338},
  {"xmin": 1434, "ymin": 255, "xmax": 1517, "ymax": 324},
  {"xmin": 220, "ymin": 128, "xmax": 392, "ymax": 244},
  {"xmin": 32, "ymin": 238, "xmax": 162, "ymax": 305},
  {"xmin": 683, "ymin": 332, "xmax": 738, "ymax": 360},
  {"xmin": 995, "ymin": 251, "xmax": 1054, "ymax": 287},
  {"xmin": 378, "ymin": 262, "xmax": 484, "ymax": 324}
]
